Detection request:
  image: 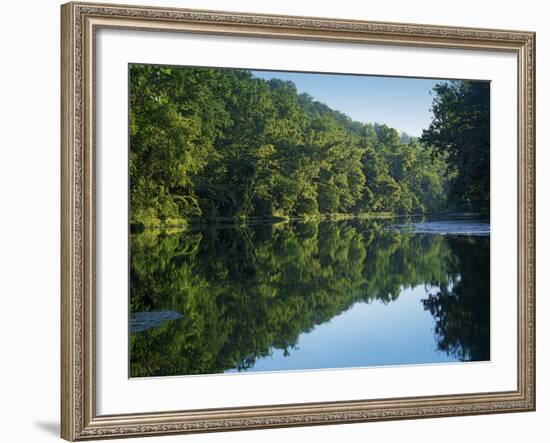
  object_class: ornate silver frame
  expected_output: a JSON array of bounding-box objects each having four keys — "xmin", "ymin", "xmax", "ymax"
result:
[{"xmin": 61, "ymin": 2, "xmax": 536, "ymax": 440}]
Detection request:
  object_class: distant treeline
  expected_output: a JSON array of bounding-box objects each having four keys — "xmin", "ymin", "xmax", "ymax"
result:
[{"xmin": 129, "ymin": 65, "xmax": 489, "ymax": 229}]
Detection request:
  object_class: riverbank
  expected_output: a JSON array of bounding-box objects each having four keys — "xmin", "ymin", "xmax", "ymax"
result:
[
  {"xmin": 131, "ymin": 210, "xmax": 489, "ymax": 234},
  {"xmin": 131, "ymin": 211, "xmax": 398, "ymax": 233}
]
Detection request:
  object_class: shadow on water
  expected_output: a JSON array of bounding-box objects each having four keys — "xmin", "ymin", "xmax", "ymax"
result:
[{"xmin": 129, "ymin": 217, "xmax": 490, "ymax": 377}]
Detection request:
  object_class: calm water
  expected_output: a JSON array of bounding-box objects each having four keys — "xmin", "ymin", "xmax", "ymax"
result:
[{"xmin": 129, "ymin": 217, "xmax": 490, "ymax": 377}]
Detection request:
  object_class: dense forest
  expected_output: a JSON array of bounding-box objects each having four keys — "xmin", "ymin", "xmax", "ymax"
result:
[{"xmin": 129, "ymin": 65, "xmax": 490, "ymax": 230}]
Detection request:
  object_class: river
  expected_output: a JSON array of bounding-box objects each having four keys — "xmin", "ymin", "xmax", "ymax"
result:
[{"xmin": 129, "ymin": 216, "xmax": 490, "ymax": 377}]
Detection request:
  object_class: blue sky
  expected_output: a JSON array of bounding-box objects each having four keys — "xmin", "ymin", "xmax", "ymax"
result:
[{"xmin": 251, "ymin": 70, "xmax": 444, "ymax": 137}]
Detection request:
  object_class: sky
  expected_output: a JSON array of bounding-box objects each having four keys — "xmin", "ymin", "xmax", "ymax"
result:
[{"xmin": 251, "ymin": 70, "xmax": 444, "ymax": 137}]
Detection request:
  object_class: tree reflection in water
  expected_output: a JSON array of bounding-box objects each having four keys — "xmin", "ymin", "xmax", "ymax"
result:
[{"xmin": 129, "ymin": 219, "xmax": 489, "ymax": 377}]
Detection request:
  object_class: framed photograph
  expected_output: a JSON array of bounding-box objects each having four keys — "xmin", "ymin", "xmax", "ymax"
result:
[{"xmin": 61, "ymin": 1, "xmax": 536, "ymax": 440}]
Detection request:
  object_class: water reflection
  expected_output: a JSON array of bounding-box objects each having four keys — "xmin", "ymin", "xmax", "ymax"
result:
[{"xmin": 129, "ymin": 218, "xmax": 490, "ymax": 377}]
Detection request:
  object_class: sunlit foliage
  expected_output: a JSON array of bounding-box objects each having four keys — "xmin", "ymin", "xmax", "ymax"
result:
[{"xmin": 129, "ymin": 65, "xmax": 461, "ymax": 229}]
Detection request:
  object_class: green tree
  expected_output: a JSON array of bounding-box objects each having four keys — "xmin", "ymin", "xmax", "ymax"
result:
[
  {"xmin": 421, "ymin": 80, "xmax": 490, "ymax": 212},
  {"xmin": 129, "ymin": 65, "xmax": 462, "ymax": 228}
]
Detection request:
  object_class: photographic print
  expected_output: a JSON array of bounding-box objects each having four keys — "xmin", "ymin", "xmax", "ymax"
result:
[
  {"xmin": 128, "ymin": 65, "xmax": 490, "ymax": 378},
  {"xmin": 61, "ymin": 5, "xmax": 536, "ymax": 439},
  {"xmin": 61, "ymin": 5, "xmax": 537, "ymax": 439}
]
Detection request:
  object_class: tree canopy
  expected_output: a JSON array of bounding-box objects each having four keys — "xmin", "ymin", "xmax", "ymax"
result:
[
  {"xmin": 129, "ymin": 65, "xmax": 475, "ymax": 230},
  {"xmin": 421, "ymin": 80, "xmax": 490, "ymax": 212}
]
